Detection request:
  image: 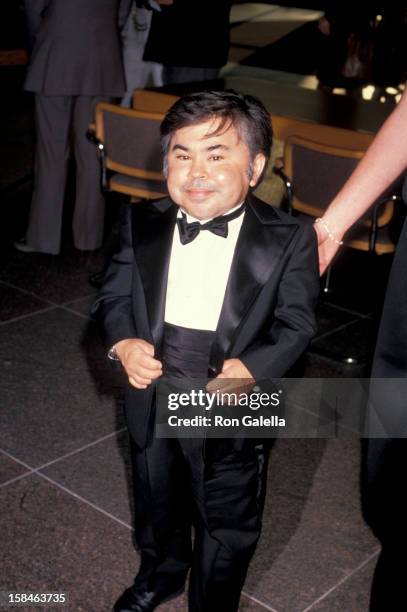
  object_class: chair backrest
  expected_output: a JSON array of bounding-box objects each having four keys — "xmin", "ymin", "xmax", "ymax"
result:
[
  {"xmin": 273, "ymin": 115, "xmax": 374, "ymax": 148},
  {"xmin": 283, "ymin": 131, "xmax": 395, "ymax": 229},
  {"xmin": 132, "ymin": 89, "xmax": 179, "ymax": 114},
  {"xmin": 95, "ymin": 103, "xmax": 165, "ymax": 181}
]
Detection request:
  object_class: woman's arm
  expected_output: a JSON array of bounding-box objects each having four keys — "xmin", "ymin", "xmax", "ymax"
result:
[{"xmin": 316, "ymin": 90, "xmax": 407, "ymax": 274}]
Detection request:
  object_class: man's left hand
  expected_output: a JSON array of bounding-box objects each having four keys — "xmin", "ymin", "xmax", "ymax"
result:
[
  {"xmin": 206, "ymin": 359, "xmax": 255, "ymax": 398},
  {"xmin": 217, "ymin": 358, "xmax": 254, "ymax": 380}
]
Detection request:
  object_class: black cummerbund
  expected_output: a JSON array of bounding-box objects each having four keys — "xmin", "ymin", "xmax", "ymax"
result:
[{"xmin": 162, "ymin": 323, "xmax": 215, "ymax": 378}]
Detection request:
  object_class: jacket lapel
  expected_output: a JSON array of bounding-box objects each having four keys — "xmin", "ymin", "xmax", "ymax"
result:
[
  {"xmin": 132, "ymin": 198, "xmax": 177, "ymax": 357},
  {"xmin": 209, "ymin": 193, "xmax": 299, "ymax": 372}
]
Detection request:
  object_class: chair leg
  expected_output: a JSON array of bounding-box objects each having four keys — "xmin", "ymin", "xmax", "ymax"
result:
[{"xmin": 323, "ymin": 265, "xmax": 332, "ymax": 294}]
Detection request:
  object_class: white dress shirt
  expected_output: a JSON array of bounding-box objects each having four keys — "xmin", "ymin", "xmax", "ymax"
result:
[{"xmin": 164, "ymin": 204, "xmax": 245, "ymax": 331}]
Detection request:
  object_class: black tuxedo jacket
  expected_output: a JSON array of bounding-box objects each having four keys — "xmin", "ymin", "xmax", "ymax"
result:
[{"xmin": 92, "ymin": 194, "xmax": 320, "ymax": 448}]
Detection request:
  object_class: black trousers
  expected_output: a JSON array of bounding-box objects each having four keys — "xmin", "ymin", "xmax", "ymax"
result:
[{"xmin": 129, "ymin": 323, "xmax": 269, "ymax": 611}]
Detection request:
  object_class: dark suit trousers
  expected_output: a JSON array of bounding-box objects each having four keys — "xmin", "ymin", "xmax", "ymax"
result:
[
  {"xmin": 27, "ymin": 94, "xmax": 108, "ymax": 254},
  {"xmin": 129, "ymin": 324, "xmax": 269, "ymax": 611}
]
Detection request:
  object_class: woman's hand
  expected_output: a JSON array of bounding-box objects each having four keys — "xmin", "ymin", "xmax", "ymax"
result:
[{"xmin": 314, "ymin": 219, "xmax": 344, "ymax": 276}]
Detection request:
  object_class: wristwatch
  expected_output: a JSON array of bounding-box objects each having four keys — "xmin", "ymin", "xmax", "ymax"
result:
[{"xmin": 107, "ymin": 345, "xmax": 121, "ymax": 362}]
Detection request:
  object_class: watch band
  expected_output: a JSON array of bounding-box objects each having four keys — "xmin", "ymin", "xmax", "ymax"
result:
[{"xmin": 107, "ymin": 345, "xmax": 121, "ymax": 362}]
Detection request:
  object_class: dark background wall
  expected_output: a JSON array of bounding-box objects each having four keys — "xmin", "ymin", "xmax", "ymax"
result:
[{"xmin": 1, "ymin": 1, "xmax": 328, "ymax": 51}]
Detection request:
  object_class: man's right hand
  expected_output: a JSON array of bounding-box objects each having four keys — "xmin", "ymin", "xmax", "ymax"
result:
[{"xmin": 115, "ymin": 339, "xmax": 162, "ymax": 389}]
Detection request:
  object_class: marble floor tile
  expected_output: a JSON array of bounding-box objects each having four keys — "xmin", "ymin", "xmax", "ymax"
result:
[
  {"xmin": 62, "ymin": 295, "xmax": 95, "ymax": 318},
  {"xmin": 0, "ymin": 308, "xmax": 125, "ymax": 467},
  {"xmin": 308, "ymin": 556, "xmax": 377, "ymax": 612},
  {"xmin": 41, "ymin": 431, "xmax": 133, "ymax": 527},
  {"xmin": 0, "ymin": 249, "xmax": 102, "ymax": 305},
  {"xmin": 240, "ymin": 593, "xmax": 274, "ymax": 611},
  {"xmin": 311, "ymin": 318, "xmax": 375, "ymax": 365},
  {"xmin": 244, "ymin": 438, "xmax": 378, "ymax": 611},
  {"xmin": 1, "ymin": 474, "xmax": 139, "ymax": 612},
  {"xmin": 130, "ymin": 590, "xmax": 267, "ymax": 611},
  {"xmin": 39, "ymin": 438, "xmax": 379, "ymax": 611},
  {"xmin": 154, "ymin": 593, "xmax": 188, "ymax": 611},
  {"xmin": 314, "ymin": 303, "xmax": 361, "ymax": 341},
  {"xmin": 0, "ymin": 281, "xmax": 52, "ymax": 323},
  {"xmin": 0, "ymin": 475, "xmax": 266, "ymax": 612},
  {"xmin": 0, "ymin": 450, "xmax": 30, "ymax": 486},
  {"xmin": 302, "ymin": 352, "xmax": 366, "ymax": 378}
]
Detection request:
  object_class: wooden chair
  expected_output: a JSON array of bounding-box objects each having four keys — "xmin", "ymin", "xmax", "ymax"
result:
[
  {"xmin": 274, "ymin": 123, "xmax": 402, "ymax": 287},
  {"xmin": 273, "ymin": 122, "xmax": 402, "ymax": 363},
  {"xmin": 90, "ymin": 103, "xmax": 168, "ymax": 201},
  {"xmin": 132, "ymin": 89, "xmax": 178, "ymax": 114}
]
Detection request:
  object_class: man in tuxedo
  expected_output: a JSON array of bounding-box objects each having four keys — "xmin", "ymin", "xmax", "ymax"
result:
[{"xmin": 92, "ymin": 91, "xmax": 320, "ymax": 612}]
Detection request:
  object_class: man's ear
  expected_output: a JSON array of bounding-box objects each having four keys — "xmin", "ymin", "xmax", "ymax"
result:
[{"xmin": 249, "ymin": 153, "xmax": 267, "ymax": 188}]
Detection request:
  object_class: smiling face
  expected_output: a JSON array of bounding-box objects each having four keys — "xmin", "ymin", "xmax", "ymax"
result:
[{"xmin": 165, "ymin": 118, "xmax": 266, "ymax": 220}]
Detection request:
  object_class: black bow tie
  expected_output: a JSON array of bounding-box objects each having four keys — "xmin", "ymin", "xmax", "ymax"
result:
[{"xmin": 177, "ymin": 203, "xmax": 246, "ymax": 245}]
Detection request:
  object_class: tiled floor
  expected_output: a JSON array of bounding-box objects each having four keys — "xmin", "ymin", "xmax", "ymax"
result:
[{"xmin": 0, "ymin": 3, "xmax": 398, "ymax": 611}]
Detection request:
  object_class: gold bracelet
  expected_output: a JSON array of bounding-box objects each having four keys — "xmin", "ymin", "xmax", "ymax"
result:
[{"xmin": 315, "ymin": 218, "xmax": 344, "ymax": 246}]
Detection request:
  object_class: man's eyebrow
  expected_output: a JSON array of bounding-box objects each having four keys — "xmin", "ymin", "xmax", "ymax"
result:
[
  {"xmin": 206, "ymin": 144, "xmax": 229, "ymax": 152},
  {"xmin": 171, "ymin": 144, "xmax": 189, "ymax": 152}
]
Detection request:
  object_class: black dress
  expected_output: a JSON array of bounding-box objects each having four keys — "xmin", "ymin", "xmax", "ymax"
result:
[{"xmin": 365, "ymin": 177, "xmax": 407, "ymax": 610}]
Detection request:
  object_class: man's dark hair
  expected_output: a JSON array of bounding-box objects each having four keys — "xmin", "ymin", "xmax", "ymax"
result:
[{"xmin": 160, "ymin": 90, "xmax": 273, "ymax": 183}]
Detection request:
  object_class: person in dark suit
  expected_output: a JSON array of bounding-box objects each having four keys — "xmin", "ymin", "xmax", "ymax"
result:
[
  {"xmin": 16, "ymin": 0, "xmax": 132, "ymax": 255},
  {"xmin": 143, "ymin": 0, "xmax": 232, "ymax": 84},
  {"xmin": 92, "ymin": 90, "xmax": 320, "ymax": 612}
]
